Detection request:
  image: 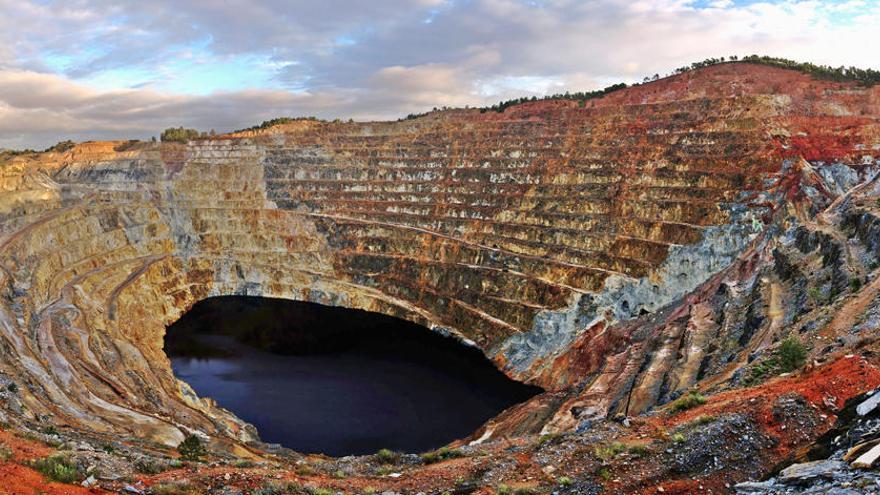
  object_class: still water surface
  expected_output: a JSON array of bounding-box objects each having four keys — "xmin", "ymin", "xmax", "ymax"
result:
[{"xmin": 168, "ymin": 298, "xmax": 541, "ymax": 456}]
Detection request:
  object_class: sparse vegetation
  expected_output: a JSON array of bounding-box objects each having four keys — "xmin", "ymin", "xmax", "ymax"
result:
[
  {"xmin": 669, "ymin": 391, "xmax": 708, "ymax": 413},
  {"xmin": 777, "ymin": 337, "xmax": 808, "ymax": 373},
  {"xmin": 308, "ymin": 488, "xmax": 335, "ymax": 495},
  {"xmin": 255, "ymin": 482, "xmax": 308, "ymax": 495},
  {"xmin": 594, "ymin": 441, "xmax": 626, "ymax": 461},
  {"xmin": 234, "ymin": 117, "xmax": 323, "ymax": 133},
  {"xmin": 160, "ymin": 127, "xmax": 201, "ymax": 143},
  {"xmin": 743, "ymin": 336, "xmax": 808, "ymax": 385},
  {"xmin": 597, "ymin": 467, "xmax": 612, "ymax": 480},
  {"xmin": 177, "ymin": 433, "xmax": 206, "ymax": 461},
  {"xmin": 420, "ymin": 446, "xmax": 464, "ymax": 464},
  {"xmin": 0, "ymin": 442, "xmax": 13, "ymax": 461},
  {"xmin": 480, "ymin": 83, "xmax": 628, "ymax": 114},
  {"xmin": 33, "ymin": 454, "xmax": 81, "ymax": 483},
  {"xmin": 45, "ymin": 140, "xmax": 75, "ymax": 153},
  {"xmin": 295, "ymin": 463, "xmax": 315, "ymax": 476},
  {"xmin": 151, "ymin": 481, "xmax": 198, "ymax": 495},
  {"xmin": 808, "ymin": 287, "xmax": 824, "ymax": 304},
  {"xmin": 135, "ymin": 457, "xmax": 169, "ymax": 474},
  {"xmin": 464, "ymin": 55, "xmax": 880, "ymax": 116},
  {"xmin": 535, "ymin": 432, "xmax": 562, "ymax": 448},
  {"xmin": 692, "ymin": 414, "xmax": 717, "ymax": 426},
  {"xmin": 626, "ymin": 442, "xmax": 650, "ymax": 456},
  {"xmin": 851, "ymin": 277, "xmax": 863, "ymax": 291},
  {"xmin": 232, "ymin": 458, "xmax": 256, "ymax": 468},
  {"xmin": 374, "ymin": 448, "xmax": 399, "ymax": 464}
]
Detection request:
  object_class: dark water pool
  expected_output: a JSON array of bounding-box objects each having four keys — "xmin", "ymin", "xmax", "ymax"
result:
[{"xmin": 165, "ymin": 297, "xmax": 541, "ymax": 456}]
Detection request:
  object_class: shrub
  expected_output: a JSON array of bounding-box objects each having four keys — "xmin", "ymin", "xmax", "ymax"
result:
[
  {"xmin": 807, "ymin": 287, "xmax": 823, "ymax": 303},
  {"xmin": 671, "ymin": 433, "xmax": 686, "ymax": 443},
  {"xmin": 256, "ymin": 482, "xmax": 308, "ymax": 495},
  {"xmin": 535, "ymin": 432, "xmax": 562, "ymax": 447},
  {"xmin": 177, "ymin": 434, "xmax": 206, "ymax": 462},
  {"xmin": 0, "ymin": 442, "xmax": 12, "ymax": 461},
  {"xmin": 743, "ymin": 337, "xmax": 808, "ymax": 385},
  {"xmin": 594, "ymin": 441, "xmax": 626, "ymax": 461},
  {"xmin": 151, "ymin": 481, "xmax": 197, "ymax": 495},
  {"xmin": 597, "ymin": 467, "xmax": 612, "ymax": 480},
  {"xmin": 45, "ymin": 140, "xmax": 75, "ymax": 153},
  {"xmin": 160, "ymin": 127, "xmax": 201, "ymax": 143},
  {"xmin": 496, "ymin": 485, "xmax": 512, "ymax": 495},
  {"xmin": 135, "ymin": 458, "xmax": 169, "ymax": 474},
  {"xmin": 374, "ymin": 448, "xmax": 399, "ymax": 464},
  {"xmin": 558, "ymin": 476, "xmax": 573, "ymax": 487},
  {"xmin": 777, "ymin": 337, "xmax": 807, "ymax": 373},
  {"xmin": 692, "ymin": 415, "xmax": 717, "ymax": 426},
  {"xmin": 669, "ymin": 391, "xmax": 707, "ymax": 413},
  {"xmin": 33, "ymin": 454, "xmax": 80, "ymax": 483},
  {"xmin": 851, "ymin": 277, "xmax": 864, "ymax": 291},
  {"xmin": 308, "ymin": 488, "xmax": 335, "ymax": 495},
  {"xmin": 626, "ymin": 442, "xmax": 650, "ymax": 456},
  {"xmin": 235, "ymin": 117, "xmax": 323, "ymax": 133},
  {"xmin": 420, "ymin": 446, "xmax": 464, "ymax": 464},
  {"xmin": 295, "ymin": 463, "xmax": 315, "ymax": 476}
]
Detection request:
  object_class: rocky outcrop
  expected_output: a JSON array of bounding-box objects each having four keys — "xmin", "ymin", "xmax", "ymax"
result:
[{"xmin": 0, "ymin": 62, "xmax": 879, "ymax": 452}]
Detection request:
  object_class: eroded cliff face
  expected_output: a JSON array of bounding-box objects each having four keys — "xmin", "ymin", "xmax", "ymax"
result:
[{"xmin": 0, "ymin": 63, "xmax": 879, "ymax": 456}]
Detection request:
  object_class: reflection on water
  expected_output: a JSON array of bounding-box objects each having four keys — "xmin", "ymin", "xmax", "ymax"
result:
[{"xmin": 167, "ymin": 297, "xmax": 541, "ymax": 456}]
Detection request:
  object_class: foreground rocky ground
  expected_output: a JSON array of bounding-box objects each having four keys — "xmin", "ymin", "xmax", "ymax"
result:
[{"xmin": 3, "ymin": 353, "xmax": 880, "ymax": 495}]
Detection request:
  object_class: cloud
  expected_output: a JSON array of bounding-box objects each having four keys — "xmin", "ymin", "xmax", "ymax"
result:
[{"xmin": 1, "ymin": 0, "xmax": 880, "ymax": 149}]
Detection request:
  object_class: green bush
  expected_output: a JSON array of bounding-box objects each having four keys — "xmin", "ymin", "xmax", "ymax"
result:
[
  {"xmin": 0, "ymin": 443, "xmax": 13, "ymax": 461},
  {"xmin": 420, "ymin": 446, "xmax": 464, "ymax": 464},
  {"xmin": 558, "ymin": 476, "xmax": 573, "ymax": 487},
  {"xmin": 33, "ymin": 454, "xmax": 80, "ymax": 483},
  {"xmin": 777, "ymin": 337, "xmax": 807, "ymax": 373},
  {"xmin": 374, "ymin": 448, "xmax": 399, "ymax": 464},
  {"xmin": 743, "ymin": 337, "xmax": 808, "ymax": 385},
  {"xmin": 692, "ymin": 415, "xmax": 717, "ymax": 426},
  {"xmin": 669, "ymin": 391, "xmax": 707, "ymax": 413},
  {"xmin": 851, "ymin": 277, "xmax": 864, "ymax": 291},
  {"xmin": 177, "ymin": 434, "xmax": 206, "ymax": 461},
  {"xmin": 160, "ymin": 127, "xmax": 201, "ymax": 143},
  {"xmin": 594, "ymin": 441, "xmax": 626, "ymax": 461}
]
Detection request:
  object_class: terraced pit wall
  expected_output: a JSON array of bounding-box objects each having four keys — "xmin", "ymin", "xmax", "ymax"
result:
[{"xmin": 0, "ymin": 63, "xmax": 878, "ymax": 448}]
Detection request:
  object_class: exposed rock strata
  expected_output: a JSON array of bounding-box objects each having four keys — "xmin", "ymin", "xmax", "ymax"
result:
[{"xmin": 0, "ymin": 63, "xmax": 878, "ymax": 453}]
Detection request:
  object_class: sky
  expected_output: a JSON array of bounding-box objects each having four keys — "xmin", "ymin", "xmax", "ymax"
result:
[{"xmin": 1, "ymin": 0, "xmax": 879, "ymax": 149}]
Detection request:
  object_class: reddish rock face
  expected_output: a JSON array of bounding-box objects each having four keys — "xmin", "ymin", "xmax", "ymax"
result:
[{"xmin": 0, "ymin": 62, "xmax": 878, "ymax": 453}]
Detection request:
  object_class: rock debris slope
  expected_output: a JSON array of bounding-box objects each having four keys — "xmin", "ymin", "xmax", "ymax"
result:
[{"xmin": 0, "ymin": 62, "xmax": 878, "ymax": 458}]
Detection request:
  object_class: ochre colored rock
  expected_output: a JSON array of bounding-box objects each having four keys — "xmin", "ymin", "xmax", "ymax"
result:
[{"xmin": 0, "ymin": 62, "xmax": 878, "ymax": 449}]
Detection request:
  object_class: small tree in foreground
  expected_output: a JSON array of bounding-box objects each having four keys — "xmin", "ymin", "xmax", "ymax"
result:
[{"xmin": 177, "ymin": 434, "xmax": 206, "ymax": 461}]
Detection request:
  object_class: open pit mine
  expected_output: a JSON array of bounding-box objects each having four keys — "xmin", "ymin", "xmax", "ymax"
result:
[{"xmin": 2, "ymin": 62, "xmax": 880, "ymax": 494}]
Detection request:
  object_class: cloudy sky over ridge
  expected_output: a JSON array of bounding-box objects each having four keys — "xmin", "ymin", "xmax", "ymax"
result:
[{"xmin": 1, "ymin": 0, "xmax": 879, "ymax": 149}]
